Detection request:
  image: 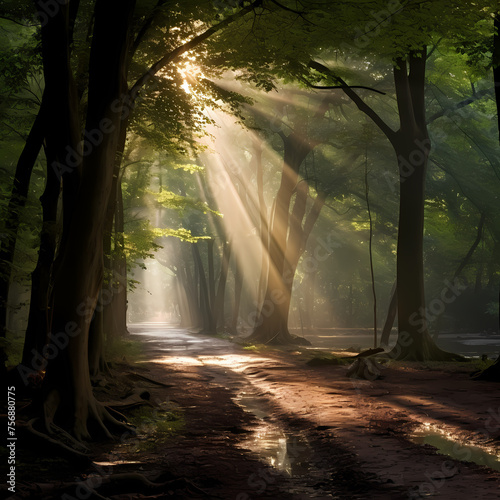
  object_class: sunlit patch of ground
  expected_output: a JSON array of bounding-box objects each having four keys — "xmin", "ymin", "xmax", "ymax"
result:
[
  {"xmin": 124, "ymin": 327, "xmax": 500, "ymax": 499},
  {"xmin": 147, "ymin": 356, "xmax": 203, "ymax": 366},
  {"xmin": 198, "ymin": 353, "xmax": 292, "ymax": 372}
]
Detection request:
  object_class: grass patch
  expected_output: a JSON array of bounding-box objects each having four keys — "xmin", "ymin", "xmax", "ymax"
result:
[
  {"xmin": 473, "ymin": 357, "xmax": 496, "ymax": 371},
  {"xmin": 106, "ymin": 337, "xmax": 144, "ymax": 364},
  {"xmin": 242, "ymin": 344, "xmax": 260, "ymax": 351},
  {"xmin": 231, "ymin": 338, "xmax": 270, "ymax": 352},
  {"xmin": 126, "ymin": 402, "xmax": 185, "ymax": 451},
  {"xmin": 215, "ymin": 331, "xmax": 233, "ymax": 341},
  {"xmin": 306, "ymin": 352, "xmax": 352, "ymax": 367}
]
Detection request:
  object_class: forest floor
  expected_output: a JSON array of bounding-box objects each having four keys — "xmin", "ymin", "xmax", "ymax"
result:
[{"xmin": 5, "ymin": 324, "xmax": 500, "ymax": 499}]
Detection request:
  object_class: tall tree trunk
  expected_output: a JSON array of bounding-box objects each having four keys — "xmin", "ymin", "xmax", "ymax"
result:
[
  {"xmin": 380, "ymin": 281, "xmax": 397, "ymax": 346},
  {"xmin": 192, "ymin": 243, "xmax": 213, "ymax": 333},
  {"xmin": 88, "ymin": 292, "xmax": 107, "ymax": 378},
  {"xmin": 302, "ymin": 269, "xmax": 316, "ymax": 329},
  {"xmin": 248, "ymin": 132, "xmax": 311, "ymax": 344},
  {"xmin": 254, "ymin": 135, "xmax": 268, "ymax": 309},
  {"xmin": 102, "ymin": 171, "xmax": 128, "ymax": 343},
  {"xmin": 39, "ymin": 0, "xmax": 136, "ymax": 440},
  {"xmin": 279, "ymin": 181, "xmax": 309, "ymax": 336},
  {"xmin": 215, "ymin": 241, "xmax": 231, "ymax": 330},
  {"xmin": 390, "ymin": 53, "xmax": 461, "ymax": 361},
  {"xmin": 172, "ymin": 241, "xmax": 200, "ymax": 329},
  {"xmin": 183, "ymin": 247, "xmax": 201, "ymax": 328},
  {"xmin": 21, "ymin": 157, "xmax": 60, "ymax": 367},
  {"xmin": 230, "ymin": 258, "xmax": 243, "ymax": 333},
  {"xmin": 248, "ymin": 172, "xmax": 325, "ymax": 344},
  {"xmin": 0, "ymin": 100, "xmax": 46, "ymax": 363},
  {"xmin": 207, "ymin": 239, "xmax": 216, "ymax": 311},
  {"xmin": 111, "ymin": 179, "xmax": 128, "ymax": 335}
]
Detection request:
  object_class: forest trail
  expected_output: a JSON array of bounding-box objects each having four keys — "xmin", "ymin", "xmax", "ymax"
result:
[{"xmin": 112, "ymin": 323, "xmax": 500, "ymax": 499}]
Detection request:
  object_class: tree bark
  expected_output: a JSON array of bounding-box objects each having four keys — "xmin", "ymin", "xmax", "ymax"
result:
[
  {"xmin": 230, "ymin": 258, "xmax": 243, "ymax": 333},
  {"xmin": 192, "ymin": 242, "xmax": 213, "ymax": 333},
  {"xmin": 21, "ymin": 154, "xmax": 60, "ymax": 367},
  {"xmin": 380, "ymin": 281, "xmax": 397, "ymax": 346},
  {"xmin": 88, "ymin": 293, "xmax": 107, "ymax": 378},
  {"xmin": 102, "ymin": 139, "xmax": 129, "ymax": 345},
  {"xmin": 39, "ymin": 0, "xmax": 136, "ymax": 440},
  {"xmin": 215, "ymin": 241, "xmax": 231, "ymax": 330},
  {"xmin": 0, "ymin": 100, "xmax": 46, "ymax": 350},
  {"xmin": 247, "ymin": 132, "xmax": 311, "ymax": 344},
  {"xmin": 112, "ymin": 178, "xmax": 128, "ymax": 335},
  {"xmin": 254, "ymin": 135, "xmax": 268, "ymax": 309},
  {"xmin": 207, "ymin": 239, "xmax": 216, "ymax": 311},
  {"xmin": 390, "ymin": 53, "xmax": 462, "ymax": 361},
  {"xmin": 248, "ymin": 180, "xmax": 325, "ymax": 344}
]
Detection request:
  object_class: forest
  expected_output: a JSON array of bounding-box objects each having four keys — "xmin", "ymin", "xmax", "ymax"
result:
[{"xmin": 1, "ymin": 0, "xmax": 500, "ymax": 498}]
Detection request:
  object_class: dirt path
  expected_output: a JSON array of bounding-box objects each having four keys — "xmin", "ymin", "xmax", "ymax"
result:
[
  {"xmin": 96, "ymin": 325, "xmax": 500, "ymax": 499},
  {"xmin": 95, "ymin": 326, "xmax": 500, "ymax": 500},
  {"xmin": 6, "ymin": 325, "xmax": 500, "ymax": 500}
]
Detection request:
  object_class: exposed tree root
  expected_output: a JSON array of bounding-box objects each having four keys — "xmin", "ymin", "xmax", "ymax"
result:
[
  {"xmin": 104, "ymin": 405, "xmax": 129, "ymax": 423},
  {"xmin": 246, "ymin": 328, "xmax": 311, "ymax": 346},
  {"xmin": 100, "ymin": 389, "xmax": 155, "ymax": 410},
  {"xmin": 346, "ymin": 358, "xmax": 383, "ymax": 380},
  {"xmin": 25, "ymin": 418, "xmax": 92, "ymax": 464},
  {"xmin": 41, "ymin": 386, "xmax": 136, "ymax": 443},
  {"xmin": 387, "ymin": 339, "xmax": 468, "ymax": 362},
  {"xmin": 125, "ymin": 371, "xmax": 175, "ymax": 388},
  {"xmin": 349, "ymin": 347, "xmax": 385, "ymax": 359}
]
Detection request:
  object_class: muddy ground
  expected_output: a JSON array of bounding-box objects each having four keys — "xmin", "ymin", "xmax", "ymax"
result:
[{"xmin": 4, "ymin": 325, "xmax": 500, "ymax": 499}]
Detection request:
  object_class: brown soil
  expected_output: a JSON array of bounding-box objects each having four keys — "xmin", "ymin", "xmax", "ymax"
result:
[{"xmin": 4, "ymin": 326, "xmax": 500, "ymax": 499}]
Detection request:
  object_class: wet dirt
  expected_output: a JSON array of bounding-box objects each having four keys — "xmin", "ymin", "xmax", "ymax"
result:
[
  {"xmin": 93, "ymin": 323, "xmax": 500, "ymax": 500},
  {"xmin": 11, "ymin": 324, "xmax": 494, "ymax": 499}
]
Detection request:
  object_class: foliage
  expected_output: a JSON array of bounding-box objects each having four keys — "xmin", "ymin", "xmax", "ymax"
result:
[{"xmin": 154, "ymin": 189, "xmax": 221, "ymax": 217}]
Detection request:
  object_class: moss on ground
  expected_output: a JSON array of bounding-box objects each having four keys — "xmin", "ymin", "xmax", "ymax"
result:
[{"xmin": 125, "ymin": 402, "xmax": 185, "ymax": 451}]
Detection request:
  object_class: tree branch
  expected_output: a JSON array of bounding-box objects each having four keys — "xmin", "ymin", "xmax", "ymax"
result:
[
  {"xmin": 303, "ymin": 80, "xmax": 386, "ymax": 95},
  {"xmin": 129, "ymin": 0, "xmax": 263, "ymax": 100},
  {"xmin": 309, "ymin": 60, "xmax": 397, "ymax": 144},
  {"xmin": 129, "ymin": 0, "xmax": 167, "ymax": 59},
  {"xmin": 269, "ymin": 0, "xmax": 304, "ymax": 15},
  {"xmin": 427, "ymin": 88, "xmax": 493, "ymax": 124}
]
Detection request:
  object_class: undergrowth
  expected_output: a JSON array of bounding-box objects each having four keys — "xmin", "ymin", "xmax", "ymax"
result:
[
  {"xmin": 125, "ymin": 402, "xmax": 185, "ymax": 451},
  {"xmin": 106, "ymin": 336, "xmax": 145, "ymax": 364}
]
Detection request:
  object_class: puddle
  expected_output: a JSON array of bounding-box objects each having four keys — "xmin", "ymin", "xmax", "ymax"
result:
[
  {"xmin": 409, "ymin": 427, "xmax": 500, "ymax": 471},
  {"xmin": 234, "ymin": 391, "xmax": 311, "ymax": 476}
]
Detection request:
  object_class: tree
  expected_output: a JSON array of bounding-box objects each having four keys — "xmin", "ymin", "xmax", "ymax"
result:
[
  {"xmin": 302, "ymin": 0, "xmax": 497, "ymax": 360},
  {"xmin": 246, "ymin": 92, "xmax": 332, "ymax": 344}
]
